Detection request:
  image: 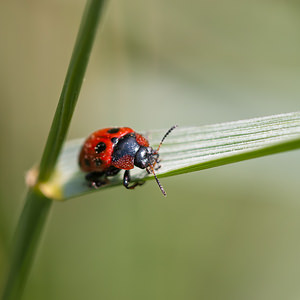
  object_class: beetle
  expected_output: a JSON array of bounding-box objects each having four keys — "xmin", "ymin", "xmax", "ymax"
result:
[{"xmin": 79, "ymin": 125, "xmax": 177, "ymax": 196}]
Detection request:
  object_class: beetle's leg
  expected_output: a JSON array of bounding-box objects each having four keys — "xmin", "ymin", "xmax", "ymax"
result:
[
  {"xmin": 123, "ymin": 170, "xmax": 145, "ymax": 189},
  {"xmin": 106, "ymin": 166, "xmax": 121, "ymax": 176},
  {"xmin": 154, "ymin": 158, "xmax": 161, "ymax": 171},
  {"xmin": 154, "ymin": 164, "xmax": 161, "ymax": 171},
  {"xmin": 123, "ymin": 170, "xmax": 135, "ymax": 189},
  {"xmin": 85, "ymin": 171, "xmax": 107, "ymax": 189}
]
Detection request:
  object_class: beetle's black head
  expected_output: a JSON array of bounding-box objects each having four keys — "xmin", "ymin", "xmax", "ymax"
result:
[
  {"xmin": 134, "ymin": 125, "xmax": 177, "ymax": 197},
  {"xmin": 134, "ymin": 146, "xmax": 158, "ymax": 169}
]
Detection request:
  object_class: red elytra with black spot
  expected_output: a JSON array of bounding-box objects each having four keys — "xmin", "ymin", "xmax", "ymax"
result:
[
  {"xmin": 79, "ymin": 127, "xmax": 149, "ymax": 172},
  {"xmin": 79, "ymin": 126, "xmax": 177, "ymax": 196}
]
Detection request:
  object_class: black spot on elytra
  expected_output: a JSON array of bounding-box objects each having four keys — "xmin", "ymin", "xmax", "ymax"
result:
[
  {"xmin": 107, "ymin": 128, "xmax": 120, "ymax": 134},
  {"xmin": 111, "ymin": 137, "xmax": 118, "ymax": 144},
  {"xmin": 94, "ymin": 158, "xmax": 103, "ymax": 166},
  {"xmin": 84, "ymin": 159, "xmax": 91, "ymax": 167},
  {"xmin": 95, "ymin": 142, "xmax": 106, "ymax": 154}
]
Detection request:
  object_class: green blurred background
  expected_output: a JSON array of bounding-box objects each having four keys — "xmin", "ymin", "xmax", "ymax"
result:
[{"xmin": 1, "ymin": 0, "xmax": 300, "ymax": 299}]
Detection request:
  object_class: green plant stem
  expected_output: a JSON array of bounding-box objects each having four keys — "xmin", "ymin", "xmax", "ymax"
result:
[
  {"xmin": 2, "ymin": 190, "xmax": 52, "ymax": 300},
  {"xmin": 2, "ymin": 0, "xmax": 106, "ymax": 299},
  {"xmin": 38, "ymin": 0, "xmax": 106, "ymax": 182}
]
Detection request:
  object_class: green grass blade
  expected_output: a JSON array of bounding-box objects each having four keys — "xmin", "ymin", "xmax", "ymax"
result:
[
  {"xmin": 38, "ymin": 0, "xmax": 106, "ymax": 182},
  {"xmin": 2, "ymin": 1, "xmax": 106, "ymax": 299},
  {"xmin": 1, "ymin": 190, "xmax": 52, "ymax": 300},
  {"xmin": 38, "ymin": 112, "xmax": 300, "ymax": 200}
]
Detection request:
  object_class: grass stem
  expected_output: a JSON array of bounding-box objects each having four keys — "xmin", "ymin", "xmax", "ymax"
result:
[
  {"xmin": 2, "ymin": 190, "xmax": 52, "ymax": 300},
  {"xmin": 1, "ymin": 0, "xmax": 107, "ymax": 298}
]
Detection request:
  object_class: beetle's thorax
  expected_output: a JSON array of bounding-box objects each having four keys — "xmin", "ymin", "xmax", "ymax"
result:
[{"xmin": 112, "ymin": 133, "xmax": 157, "ymax": 170}]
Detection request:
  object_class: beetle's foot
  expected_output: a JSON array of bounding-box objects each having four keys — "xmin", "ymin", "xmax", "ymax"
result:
[{"xmin": 85, "ymin": 172, "xmax": 108, "ymax": 189}]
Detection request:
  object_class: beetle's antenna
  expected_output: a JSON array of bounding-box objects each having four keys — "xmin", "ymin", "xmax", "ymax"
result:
[
  {"xmin": 149, "ymin": 125, "xmax": 177, "ymax": 196},
  {"xmin": 149, "ymin": 165, "xmax": 166, "ymax": 197},
  {"xmin": 155, "ymin": 125, "xmax": 178, "ymax": 153}
]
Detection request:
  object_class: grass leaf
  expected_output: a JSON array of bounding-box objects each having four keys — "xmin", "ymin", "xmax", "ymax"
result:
[
  {"xmin": 38, "ymin": 0, "xmax": 106, "ymax": 182},
  {"xmin": 38, "ymin": 111, "xmax": 300, "ymax": 200},
  {"xmin": 2, "ymin": 1, "xmax": 106, "ymax": 299}
]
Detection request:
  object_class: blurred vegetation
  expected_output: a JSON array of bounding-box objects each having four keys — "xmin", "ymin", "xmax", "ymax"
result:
[{"xmin": 1, "ymin": 0, "xmax": 300, "ymax": 299}]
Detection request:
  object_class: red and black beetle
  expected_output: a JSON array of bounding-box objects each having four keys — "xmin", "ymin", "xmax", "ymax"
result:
[{"xmin": 79, "ymin": 126, "xmax": 177, "ymax": 196}]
